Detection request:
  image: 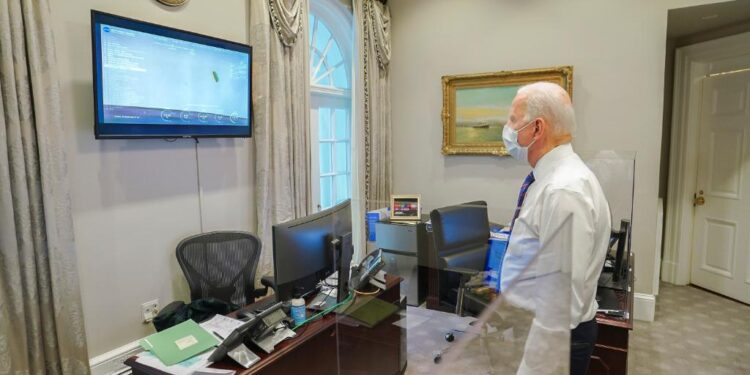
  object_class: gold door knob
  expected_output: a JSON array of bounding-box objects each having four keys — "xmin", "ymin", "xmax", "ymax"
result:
[{"xmin": 694, "ymin": 193, "xmax": 705, "ymax": 206}]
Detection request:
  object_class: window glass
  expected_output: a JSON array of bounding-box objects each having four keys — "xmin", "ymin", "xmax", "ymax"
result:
[
  {"xmin": 334, "ymin": 142, "xmax": 348, "ymax": 173},
  {"xmin": 320, "ymin": 143, "xmax": 332, "ymax": 174},
  {"xmin": 334, "ymin": 109, "xmax": 347, "ymax": 139},
  {"xmin": 319, "ymin": 108, "xmax": 332, "ymax": 139},
  {"xmin": 315, "ymin": 22, "xmax": 331, "ymax": 52},
  {"xmin": 320, "ymin": 176, "xmax": 332, "ymax": 208},
  {"xmin": 310, "ymin": 3, "xmax": 352, "ymax": 210},
  {"xmin": 334, "ymin": 174, "xmax": 349, "ymax": 203},
  {"xmin": 333, "ymin": 67, "xmax": 348, "ymax": 89}
]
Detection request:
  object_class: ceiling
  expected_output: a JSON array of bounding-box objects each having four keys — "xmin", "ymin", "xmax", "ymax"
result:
[{"xmin": 668, "ymin": 0, "xmax": 750, "ymax": 39}]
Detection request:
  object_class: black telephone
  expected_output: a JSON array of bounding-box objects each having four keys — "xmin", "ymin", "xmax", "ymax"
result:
[
  {"xmin": 208, "ymin": 302, "xmax": 288, "ymax": 362},
  {"xmin": 249, "ymin": 307, "xmax": 289, "ymax": 341},
  {"xmin": 349, "ymin": 249, "xmax": 385, "ymax": 291}
]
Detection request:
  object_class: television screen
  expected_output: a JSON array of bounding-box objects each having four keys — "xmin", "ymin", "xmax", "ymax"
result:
[{"xmin": 91, "ymin": 11, "xmax": 251, "ymax": 138}]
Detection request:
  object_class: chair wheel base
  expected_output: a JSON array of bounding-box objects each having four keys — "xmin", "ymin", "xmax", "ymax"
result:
[
  {"xmin": 434, "ymin": 354, "xmax": 442, "ymax": 364},
  {"xmin": 445, "ymin": 333, "xmax": 455, "ymax": 342}
]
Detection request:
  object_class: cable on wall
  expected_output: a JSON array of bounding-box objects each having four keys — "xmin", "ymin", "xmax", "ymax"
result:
[{"xmin": 193, "ymin": 137, "xmax": 205, "ymax": 233}]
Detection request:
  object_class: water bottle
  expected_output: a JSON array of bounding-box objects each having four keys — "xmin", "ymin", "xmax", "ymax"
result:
[{"xmin": 290, "ymin": 294, "xmax": 306, "ymax": 326}]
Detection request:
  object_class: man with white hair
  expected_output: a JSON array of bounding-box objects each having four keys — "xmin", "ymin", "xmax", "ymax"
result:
[{"xmin": 500, "ymin": 82, "xmax": 611, "ymax": 375}]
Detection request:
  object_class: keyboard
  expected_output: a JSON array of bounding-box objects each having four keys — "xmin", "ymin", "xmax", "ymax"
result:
[
  {"xmin": 307, "ymin": 288, "xmax": 337, "ymax": 311},
  {"xmin": 251, "ymin": 296, "xmax": 278, "ymax": 314}
]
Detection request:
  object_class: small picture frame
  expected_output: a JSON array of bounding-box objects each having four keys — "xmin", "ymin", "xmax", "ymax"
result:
[{"xmin": 390, "ymin": 194, "xmax": 421, "ymax": 221}]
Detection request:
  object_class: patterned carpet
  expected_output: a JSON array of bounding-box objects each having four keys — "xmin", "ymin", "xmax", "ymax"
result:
[
  {"xmin": 402, "ymin": 302, "xmax": 542, "ymax": 374},
  {"xmin": 402, "ymin": 283, "xmax": 750, "ymax": 374},
  {"xmin": 628, "ymin": 283, "xmax": 750, "ymax": 375}
]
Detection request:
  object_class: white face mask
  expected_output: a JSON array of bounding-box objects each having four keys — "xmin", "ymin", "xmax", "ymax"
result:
[{"xmin": 502, "ymin": 119, "xmax": 537, "ymax": 164}]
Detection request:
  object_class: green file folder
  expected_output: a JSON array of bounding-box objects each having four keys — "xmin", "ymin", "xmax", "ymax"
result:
[
  {"xmin": 343, "ymin": 296, "xmax": 399, "ymax": 328},
  {"xmin": 139, "ymin": 319, "xmax": 219, "ymax": 366}
]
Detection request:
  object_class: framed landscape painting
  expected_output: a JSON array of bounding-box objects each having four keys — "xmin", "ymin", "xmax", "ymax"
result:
[{"xmin": 441, "ymin": 66, "xmax": 573, "ymax": 156}]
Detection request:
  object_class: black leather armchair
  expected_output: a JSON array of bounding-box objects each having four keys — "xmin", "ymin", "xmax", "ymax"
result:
[{"xmin": 428, "ymin": 201, "xmax": 491, "ymax": 312}]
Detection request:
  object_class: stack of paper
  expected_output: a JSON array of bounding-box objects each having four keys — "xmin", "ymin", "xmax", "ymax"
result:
[
  {"xmin": 136, "ymin": 350, "xmax": 217, "ymax": 375},
  {"xmin": 140, "ymin": 320, "xmax": 219, "ymax": 366},
  {"xmin": 137, "ymin": 316, "xmax": 244, "ymax": 374}
]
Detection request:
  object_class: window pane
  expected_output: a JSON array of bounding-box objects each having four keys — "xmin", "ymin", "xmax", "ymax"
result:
[
  {"xmin": 320, "ymin": 143, "xmax": 332, "ymax": 174},
  {"xmin": 333, "ymin": 66, "xmax": 348, "ymax": 89},
  {"xmin": 319, "ymin": 108, "xmax": 331, "ymax": 139},
  {"xmin": 315, "ymin": 22, "xmax": 331, "ymax": 52},
  {"xmin": 334, "ymin": 109, "xmax": 348, "ymax": 139},
  {"xmin": 334, "ymin": 174, "xmax": 349, "ymax": 203},
  {"xmin": 327, "ymin": 43, "xmax": 343, "ymax": 66},
  {"xmin": 334, "ymin": 142, "xmax": 348, "ymax": 173},
  {"xmin": 321, "ymin": 176, "xmax": 333, "ymax": 209}
]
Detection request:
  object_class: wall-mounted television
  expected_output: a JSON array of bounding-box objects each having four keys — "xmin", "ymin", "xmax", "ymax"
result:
[{"xmin": 91, "ymin": 10, "xmax": 252, "ymax": 139}]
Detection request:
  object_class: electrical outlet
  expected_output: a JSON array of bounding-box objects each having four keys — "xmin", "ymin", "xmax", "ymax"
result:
[{"xmin": 141, "ymin": 299, "xmax": 159, "ymax": 324}]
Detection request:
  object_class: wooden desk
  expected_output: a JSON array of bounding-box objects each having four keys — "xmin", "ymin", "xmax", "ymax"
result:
[
  {"xmin": 588, "ymin": 254, "xmax": 634, "ymax": 375},
  {"xmin": 126, "ymin": 276, "xmax": 405, "ymax": 375}
]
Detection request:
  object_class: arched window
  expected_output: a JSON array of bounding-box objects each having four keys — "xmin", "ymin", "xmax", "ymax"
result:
[{"xmin": 309, "ymin": 0, "xmax": 353, "ymax": 211}]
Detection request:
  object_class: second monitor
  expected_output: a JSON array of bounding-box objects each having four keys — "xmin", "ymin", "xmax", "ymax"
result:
[{"xmin": 272, "ymin": 199, "xmax": 352, "ymax": 303}]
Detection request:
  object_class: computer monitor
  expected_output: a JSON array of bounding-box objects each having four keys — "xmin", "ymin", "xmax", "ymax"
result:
[
  {"xmin": 599, "ymin": 219, "xmax": 631, "ymax": 290},
  {"xmin": 612, "ymin": 219, "xmax": 631, "ymax": 282},
  {"xmin": 272, "ymin": 199, "xmax": 352, "ymax": 302},
  {"xmin": 336, "ymin": 232, "xmax": 353, "ymax": 303}
]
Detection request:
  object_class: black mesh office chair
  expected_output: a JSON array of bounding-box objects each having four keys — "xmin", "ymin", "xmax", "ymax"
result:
[{"xmin": 176, "ymin": 231, "xmax": 269, "ymax": 306}]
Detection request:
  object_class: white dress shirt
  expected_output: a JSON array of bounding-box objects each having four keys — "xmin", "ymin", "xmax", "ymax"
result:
[{"xmin": 501, "ymin": 143, "xmax": 611, "ymax": 329}]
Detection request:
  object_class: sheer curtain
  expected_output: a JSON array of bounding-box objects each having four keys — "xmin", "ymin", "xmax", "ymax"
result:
[
  {"xmin": 251, "ymin": 0, "xmax": 311, "ymax": 279},
  {"xmin": 0, "ymin": 0, "xmax": 90, "ymax": 373}
]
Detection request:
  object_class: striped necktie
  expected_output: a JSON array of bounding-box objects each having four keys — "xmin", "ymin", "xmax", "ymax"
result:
[{"xmin": 509, "ymin": 172, "xmax": 535, "ymax": 233}]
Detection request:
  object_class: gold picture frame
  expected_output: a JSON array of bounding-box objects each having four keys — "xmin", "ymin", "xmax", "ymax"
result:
[{"xmin": 441, "ymin": 66, "xmax": 573, "ymax": 156}]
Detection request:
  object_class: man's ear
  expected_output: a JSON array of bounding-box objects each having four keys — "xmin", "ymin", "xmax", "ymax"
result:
[{"xmin": 533, "ymin": 118, "xmax": 545, "ymax": 138}]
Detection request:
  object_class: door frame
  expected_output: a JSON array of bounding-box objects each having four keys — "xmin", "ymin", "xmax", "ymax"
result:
[{"xmin": 663, "ymin": 31, "xmax": 750, "ymax": 285}]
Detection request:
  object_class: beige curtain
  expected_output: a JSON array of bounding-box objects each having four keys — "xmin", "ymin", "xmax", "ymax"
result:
[
  {"xmin": 355, "ymin": 0, "xmax": 391, "ymax": 211},
  {"xmin": 0, "ymin": 0, "xmax": 90, "ymax": 374},
  {"xmin": 251, "ymin": 0, "xmax": 311, "ymax": 280}
]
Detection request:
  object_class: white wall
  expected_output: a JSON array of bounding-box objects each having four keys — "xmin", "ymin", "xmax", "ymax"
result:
[
  {"xmin": 389, "ymin": 0, "xmax": 724, "ymax": 297},
  {"xmin": 50, "ymin": 0, "xmax": 253, "ymax": 357}
]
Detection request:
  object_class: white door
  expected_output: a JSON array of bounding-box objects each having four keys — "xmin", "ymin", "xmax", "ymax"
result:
[{"xmin": 691, "ymin": 69, "xmax": 750, "ymax": 304}]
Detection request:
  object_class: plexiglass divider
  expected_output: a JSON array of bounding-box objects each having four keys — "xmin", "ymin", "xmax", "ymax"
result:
[
  {"xmin": 323, "ymin": 198, "xmax": 573, "ymax": 375},
  {"xmin": 580, "ymin": 150, "xmax": 636, "ymax": 295}
]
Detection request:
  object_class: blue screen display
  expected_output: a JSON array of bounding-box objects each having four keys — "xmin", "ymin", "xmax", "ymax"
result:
[{"xmin": 92, "ymin": 11, "xmax": 251, "ymax": 138}]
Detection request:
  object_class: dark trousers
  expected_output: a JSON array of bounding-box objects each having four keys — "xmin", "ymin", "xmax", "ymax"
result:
[{"xmin": 570, "ymin": 318, "xmax": 598, "ymax": 375}]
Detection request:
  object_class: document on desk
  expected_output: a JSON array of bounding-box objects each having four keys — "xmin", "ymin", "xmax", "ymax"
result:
[
  {"xmin": 135, "ymin": 349, "xmax": 231, "ymax": 375},
  {"xmin": 251, "ymin": 324, "xmax": 296, "ymax": 354},
  {"xmin": 200, "ymin": 314, "xmax": 245, "ymax": 340}
]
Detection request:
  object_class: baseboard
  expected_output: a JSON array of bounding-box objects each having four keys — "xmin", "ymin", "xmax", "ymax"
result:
[
  {"xmin": 633, "ymin": 293, "xmax": 656, "ymax": 322},
  {"xmin": 90, "ymin": 340, "xmax": 143, "ymax": 375}
]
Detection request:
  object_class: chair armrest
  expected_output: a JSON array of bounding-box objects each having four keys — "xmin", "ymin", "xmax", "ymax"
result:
[
  {"xmin": 444, "ymin": 267, "xmax": 481, "ymax": 276},
  {"xmin": 260, "ymin": 274, "xmax": 276, "ymax": 294},
  {"xmin": 253, "ymin": 287, "xmax": 268, "ymax": 298},
  {"xmin": 489, "ymin": 221, "xmax": 506, "ymax": 232}
]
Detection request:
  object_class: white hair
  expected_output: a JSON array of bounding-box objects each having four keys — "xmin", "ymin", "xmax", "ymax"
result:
[{"xmin": 517, "ymin": 82, "xmax": 576, "ymax": 136}]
